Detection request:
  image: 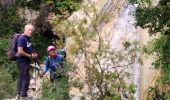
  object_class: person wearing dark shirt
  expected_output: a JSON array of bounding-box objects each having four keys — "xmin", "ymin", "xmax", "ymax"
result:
[{"xmin": 16, "ymin": 24, "xmax": 37, "ymax": 100}]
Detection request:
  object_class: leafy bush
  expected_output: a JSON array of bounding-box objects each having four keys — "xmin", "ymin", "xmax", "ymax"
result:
[
  {"xmin": 41, "ymin": 63, "xmax": 70, "ymax": 100},
  {"xmin": 41, "ymin": 76, "xmax": 69, "ymax": 100},
  {"xmin": 31, "ymin": 32, "xmax": 51, "ymax": 61},
  {"xmin": 0, "ymin": 38, "xmax": 18, "ymax": 81},
  {"xmin": 0, "ymin": 39, "xmax": 8, "ymax": 65},
  {"xmin": 54, "ymin": 0, "xmax": 82, "ymax": 18},
  {"xmin": 0, "ymin": 68, "xmax": 16, "ymax": 100},
  {"xmin": 0, "ymin": 6, "xmax": 23, "ymax": 38},
  {"xmin": 133, "ymin": 0, "xmax": 170, "ymax": 99}
]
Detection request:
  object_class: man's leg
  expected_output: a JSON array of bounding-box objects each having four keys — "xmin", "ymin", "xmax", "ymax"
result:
[
  {"xmin": 17, "ymin": 63, "xmax": 22, "ymax": 99},
  {"xmin": 20, "ymin": 63, "xmax": 30, "ymax": 97}
]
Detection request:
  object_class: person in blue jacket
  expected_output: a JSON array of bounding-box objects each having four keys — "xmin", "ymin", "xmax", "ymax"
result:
[{"xmin": 40, "ymin": 45, "xmax": 65, "ymax": 82}]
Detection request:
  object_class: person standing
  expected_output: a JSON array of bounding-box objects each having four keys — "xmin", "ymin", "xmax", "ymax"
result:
[{"xmin": 16, "ymin": 23, "xmax": 37, "ymax": 100}]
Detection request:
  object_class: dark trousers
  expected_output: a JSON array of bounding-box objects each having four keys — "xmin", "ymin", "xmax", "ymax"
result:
[
  {"xmin": 50, "ymin": 71, "xmax": 56, "ymax": 82},
  {"xmin": 17, "ymin": 63, "xmax": 30, "ymax": 97}
]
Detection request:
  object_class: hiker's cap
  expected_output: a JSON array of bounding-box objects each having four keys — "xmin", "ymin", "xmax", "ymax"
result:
[{"xmin": 47, "ymin": 45, "xmax": 55, "ymax": 52}]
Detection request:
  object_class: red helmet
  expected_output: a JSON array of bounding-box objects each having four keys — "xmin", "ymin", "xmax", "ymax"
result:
[{"xmin": 47, "ymin": 45, "xmax": 55, "ymax": 52}]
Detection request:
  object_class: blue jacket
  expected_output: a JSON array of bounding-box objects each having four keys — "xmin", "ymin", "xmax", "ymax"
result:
[{"xmin": 43, "ymin": 54, "xmax": 64, "ymax": 74}]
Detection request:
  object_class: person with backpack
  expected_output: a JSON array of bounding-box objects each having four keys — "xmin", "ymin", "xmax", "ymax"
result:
[
  {"xmin": 40, "ymin": 45, "xmax": 65, "ymax": 84},
  {"xmin": 15, "ymin": 23, "xmax": 37, "ymax": 100}
]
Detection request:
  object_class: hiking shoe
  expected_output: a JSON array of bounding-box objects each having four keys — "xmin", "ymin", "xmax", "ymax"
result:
[
  {"xmin": 15, "ymin": 94, "xmax": 20, "ymax": 100},
  {"xmin": 20, "ymin": 96, "xmax": 33, "ymax": 100}
]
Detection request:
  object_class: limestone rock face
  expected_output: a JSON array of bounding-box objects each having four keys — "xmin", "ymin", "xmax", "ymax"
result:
[
  {"xmin": 67, "ymin": 0, "xmax": 140, "ymax": 99},
  {"xmin": 66, "ymin": 0, "xmax": 160, "ymax": 100}
]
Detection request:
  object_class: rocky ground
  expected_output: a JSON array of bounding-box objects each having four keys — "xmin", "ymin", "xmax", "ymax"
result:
[{"xmin": 5, "ymin": 63, "xmax": 46, "ymax": 100}]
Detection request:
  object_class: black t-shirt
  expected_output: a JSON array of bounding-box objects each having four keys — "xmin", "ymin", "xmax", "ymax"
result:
[{"xmin": 16, "ymin": 35, "xmax": 33, "ymax": 63}]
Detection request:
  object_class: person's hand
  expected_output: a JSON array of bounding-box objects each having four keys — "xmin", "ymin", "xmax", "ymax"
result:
[
  {"xmin": 31, "ymin": 53, "xmax": 38, "ymax": 59},
  {"xmin": 39, "ymin": 70, "xmax": 44, "ymax": 77}
]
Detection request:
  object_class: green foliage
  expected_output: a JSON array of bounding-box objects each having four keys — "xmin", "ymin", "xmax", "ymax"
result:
[
  {"xmin": 0, "ymin": 6, "xmax": 23, "ymax": 37},
  {"xmin": 129, "ymin": 0, "xmax": 138, "ymax": 4},
  {"xmin": 147, "ymin": 87, "xmax": 166, "ymax": 100},
  {"xmin": 167, "ymin": 95, "xmax": 170, "ymax": 100},
  {"xmin": 49, "ymin": 1, "xmax": 140, "ymax": 99},
  {"xmin": 137, "ymin": 1, "xmax": 170, "ymax": 84},
  {"xmin": 0, "ymin": 39, "xmax": 8, "ymax": 65},
  {"xmin": 0, "ymin": 68, "xmax": 16, "ymax": 100},
  {"xmin": 46, "ymin": 0, "xmax": 54, "ymax": 5},
  {"xmin": 0, "ymin": 6, "xmax": 21, "ymax": 81},
  {"xmin": 135, "ymin": 1, "xmax": 170, "ymax": 35},
  {"xmin": 54, "ymin": 0, "xmax": 82, "ymax": 18},
  {"xmin": 0, "ymin": 0, "xmax": 82, "ymax": 99},
  {"xmin": 99, "ymin": 12, "xmax": 110, "ymax": 23},
  {"xmin": 31, "ymin": 32, "xmax": 51, "ymax": 60},
  {"xmin": 123, "ymin": 41, "xmax": 131, "ymax": 49},
  {"xmin": 129, "ymin": 0, "xmax": 150, "ymax": 4},
  {"xmin": 41, "ymin": 63, "xmax": 70, "ymax": 100},
  {"xmin": 71, "ymin": 77, "xmax": 84, "ymax": 90},
  {"xmin": 136, "ymin": 7, "xmax": 170, "ymax": 34},
  {"xmin": 128, "ymin": 83, "xmax": 135, "ymax": 94},
  {"xmin": 16, "ymin": 0, "xmax": 42, "ymax": 10},
  {"xmin": 15, "ymin": 0, "xmax": 82, "ymax": 17},
  {"xmin": 135, "ymin": 0, "xmax": 170, "ymax": 99},
  {"xmin": 4, "ymin": 62, "xmax": 19, "ymax": 81},
  {"xmin": 0, "ymin": 39, "xmax": 19, "ymax": 80},
  {"xmin": 41, "ymin": 76, "xmax": 69, "ymax": 100}
]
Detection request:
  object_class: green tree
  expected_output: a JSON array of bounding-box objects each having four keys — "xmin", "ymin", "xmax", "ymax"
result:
[
  {"xmin": 49, "ymin": 1, "xmax": 139, "ymax": 99},
  {"xmin": 130, "ymin": 0, "xmax": 170, "ymax": 99},
  {"xmin": 0, "ymin": 6, "xmax": 23, "ymax": 37}
]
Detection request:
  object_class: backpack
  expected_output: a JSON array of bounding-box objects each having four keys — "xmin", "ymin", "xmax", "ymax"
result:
[
  {"xmin": 57, "ymin": 49, "xmax": 66, "ymax": 58},
  {"xmin": 7, "ymin": 33, "xmax": 21, "ymax": 61}
]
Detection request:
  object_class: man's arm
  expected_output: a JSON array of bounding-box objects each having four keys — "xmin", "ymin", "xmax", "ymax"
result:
[
  {"xmin": 18, "ymin": 47, "xmax": 31, "ymax": 58},
  {"xmin": 18, "ymin": 47, "xmax": 37, "ymax": 58}
]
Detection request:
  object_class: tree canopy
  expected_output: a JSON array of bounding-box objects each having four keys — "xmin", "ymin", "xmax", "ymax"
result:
[{"xmin": 132, "ymin": 0, "xmax": 170, "ymax": 99}]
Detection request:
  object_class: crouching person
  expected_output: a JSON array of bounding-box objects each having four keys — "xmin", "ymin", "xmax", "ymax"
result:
[{"xmin": 40, "ymin": 45, "xmax": 65, "ymax": 85}]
